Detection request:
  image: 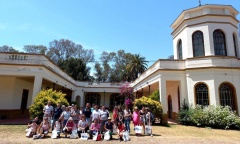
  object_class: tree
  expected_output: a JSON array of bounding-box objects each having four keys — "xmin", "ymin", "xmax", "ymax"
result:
[
  {"xmin": 0, "ymin": 45, "xmax": 19, "ymax": 52},
  {"xmin": 29, "ymin": 89, "xmax": 69, "ymax": 119},
  {"xmin": 126, "ymin": 54, "xmax": 148, "ymax": 80},
  {"xmin": 58, "ymin": 58, "xmax": 93, "ymax": 81},
  {"xmin": 47, "ymin": 39, "xmax": 77, "ymax": 63},
  {"xmin": 167, "ymin": 55, "xmax": 174, "ymax": 60},
  {"xmin": 149, "ymin": 90, "xmax": 160, "ymax": 101},
  {"xmin": 46, "ymin": 39, "xmax": 94, "ymax": 64},
  {"xmin": 110, "ymin": 50, "xmax": 132, "ymax": 82},
  {"xmin": 23, "ymin": 45, "xmax": 47, "ymax": 54},
  {"xmin": 94, "ymin": 62, "xmax": 103, "ymax": 82},
  {"xmin": 94, "ymin": 51, "xmax": 114, "ymax": 82},
  {"xmin": 94, "ymin": 50, "xmax": 135, "ymax": 82},
  {"xmin": 75, "ymin": 44, "xmax": 94, "ymax": 63}
]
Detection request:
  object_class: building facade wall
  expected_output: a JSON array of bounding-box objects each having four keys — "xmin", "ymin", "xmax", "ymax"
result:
[{"xmin": 0, "ymin": 77, "xmax": 15, "ymax": 109}]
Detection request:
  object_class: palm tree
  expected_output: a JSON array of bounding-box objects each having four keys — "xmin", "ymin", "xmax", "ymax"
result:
[{"xmin": 126, "ymin": 54, "xmax": 148, "ymax": 80}]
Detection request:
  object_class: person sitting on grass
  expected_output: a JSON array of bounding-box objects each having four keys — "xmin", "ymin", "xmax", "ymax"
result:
[
  {"xmin": 37, "ymin": 117, "xmax": 51, "ymax": 138},
  {"xmin": 104, "ymin": 117, "xmax": 114, "ymax": 140},
  {"xmin": 54, "ymin": 119, "xmax": 62, "ymax": 137},
  {"xmin": 117, "ymin": 121, "xmax": 125, "ymax": 141},
  {"xmin": 63, "ymin": 117, "xmax": 75, "ymax": 138},
  {"xmin": 26, "ymin": 120, "xmax": 38, "ymax": 138},
  {"xmin": 77, "ymin": 115, "xmax": 89, "ymax": 138},
  {"xmin": 27, "ymin": 117, "xmax": 41, "ymax": 128},
  {"xmin": 88, "ymin": 118, "xmax": 100, "ymax": 139}
]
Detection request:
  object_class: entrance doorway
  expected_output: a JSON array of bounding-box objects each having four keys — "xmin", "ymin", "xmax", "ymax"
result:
[
  {"xmin": 21, "ymin": 89, "xmax": 29, "ymax": 114},
  {"xmin": 168, "ymin": 95, "xmax": 172, "ymax": 118}
]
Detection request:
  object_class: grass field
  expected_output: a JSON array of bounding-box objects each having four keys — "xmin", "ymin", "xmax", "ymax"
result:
[{"xmin": 1, "ymin": 123, "xmax": 240, "ymax": 144}]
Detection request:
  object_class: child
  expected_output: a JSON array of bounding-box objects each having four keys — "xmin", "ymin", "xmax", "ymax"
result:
[{"xmin": 117, "ymin": 121, "xmax": 125, "ymax": 141}]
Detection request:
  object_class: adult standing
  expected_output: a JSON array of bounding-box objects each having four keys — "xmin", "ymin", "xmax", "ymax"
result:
[
  {"xmin": 145, "ymin": 108, "xmax": 153, "ymax": 137},
  {"xmin": 61, "ymin": 106, "xmax": 71, "ymax": 127},
  {"xmin": 52, "ymin": 102, "xmax": 63, "ymax": 131},
  {"xmin": 118, "ymin": 106, "xmax": 124, "ymax": 123},
  {"xmin": 92, "ymin": 105, "xmax": 101, "ymax": 122},
  {"xmin": 43, "ymin": 101, "xmax": 53, "ymax": 126},
  {"xmin": 140, "ymin": 107, "xmax": 146, "ymax": 134},
  {"xmin": 123, "ymin": 106, "xmax": 132, "ymax": 133},
  {"xmin": 83, "ymin": 103, "xmax": 92, "ymax": 126},
  {"xmin": 100, "ymin": 106, "xmax": 109, "ymax": 132},
  {"xmin": 132, "ymin": 106, "xmax": 140, "ymax": 135},
  {"xmin": 112, "ymin": 106, "xmax": 118, "ymax": 124},
  {"xmin": 71, "ymin": 105, "xmax": 80, "ymax": 125},
  {"xmin": 91, "ymin": 104, "xmax": 95, "ymax": 112}
]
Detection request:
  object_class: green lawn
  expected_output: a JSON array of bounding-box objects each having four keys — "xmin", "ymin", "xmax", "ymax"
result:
[{"xmin": 1, "ymin": 124, "xmax": 240, "ymax": 144}]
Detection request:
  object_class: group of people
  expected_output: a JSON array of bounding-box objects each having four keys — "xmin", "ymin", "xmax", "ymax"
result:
[{"xmin": 26, "ymin": 100, "xmax": 154, "ymax": 141}]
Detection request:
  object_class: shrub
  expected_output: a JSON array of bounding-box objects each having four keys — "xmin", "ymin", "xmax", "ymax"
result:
[
  {"xmin": 149, "ymin": 90, "xmax": 159, "ymax": 102},
  {"xmin": 133, "ymin": 96, "xmax": 162, "ymax": 118},
  {"xmin": 178, "ymin": 99, "xmax": 195, "ymax": 125},
  {"xmin": 29, "ymin": 89, "xmax": 69, "ymax": 119},
  {"xmin": 178, "ymin": 101, "xmax": 240, "ymax": 130}
]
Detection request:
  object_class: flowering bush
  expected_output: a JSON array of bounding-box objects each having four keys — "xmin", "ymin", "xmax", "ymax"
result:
[
  {"xmin": 29, "ymin": 89, "xmax": 69, "ymax": 119},
  {"xmin": 125, "ymin": 98, "xmax": 133, "ymax": 107},
  {"xmin": 134, "ymin": 96, "xmax": 162, "ymax": 118},
  {"xmin": 120, "ymin": 82, "xmax": 134, "ymax": 109},
  {"xmin": 179, "ymin": 103, "xmax": 240, "ymax": 130}
]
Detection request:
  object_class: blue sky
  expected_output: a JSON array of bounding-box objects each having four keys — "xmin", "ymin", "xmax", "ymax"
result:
[{"xmin": 0, "ymin": 0, "xmax": 239, "ymax": 70}]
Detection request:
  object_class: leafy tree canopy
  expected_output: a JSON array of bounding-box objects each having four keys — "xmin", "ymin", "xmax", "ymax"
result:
[{"xmin": 0, "ymin": 45, "xmax": 19, "ymax": 52}]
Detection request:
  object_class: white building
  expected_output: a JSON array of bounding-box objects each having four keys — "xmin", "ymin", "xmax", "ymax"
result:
[{"xmin": 0, "ymin": 4, "xmax": 239, "ymax": 123}]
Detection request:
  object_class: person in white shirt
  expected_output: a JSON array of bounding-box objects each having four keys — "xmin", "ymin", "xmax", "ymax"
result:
[
  {"xmin": 92, "ymin": 105, "xmax": 101, "ymax": 122},
  {"xmin": 77, "ymin": 115, "xmax": 88, "ymax": 138},
  {"xmin": 100, "ymin": 106, "xmax": 109, "ymax": 132},
  {"xmin": 43, "ymin": 101, "xmax": 53, "ymax": 124},
  {"xmin": 61, "ymin": 106, "xmax": 71, "ymax": 127},
  {"xmin": 54, "ymin": 119, "xmax": 62, "ymax": 137}
]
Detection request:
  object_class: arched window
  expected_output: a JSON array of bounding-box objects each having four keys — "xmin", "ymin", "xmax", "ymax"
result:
[
  {"xmin": 177, "ymin": 39, "xmax": 182, "ymax": 59},
  {"xmin": 192, "ymin": 31, "xmax": 205, "ymax": 57},
  {"xmin": 213, "ymin": 29, "xmax": 227, "ymax": 56},
  {"xmin": 233, "ymin": 34, "xmax": 238, "ymax": 57},
  {"xmin": 85, "ymin": 93, "xmax": 100, "ymax": 106},
  {"xmin": 195, "ymin": 83, "xmax": 209, "ymax": 105},
  {"xmin": 219, "ymin": 83, "xmax": 236, "ymax": 110}
]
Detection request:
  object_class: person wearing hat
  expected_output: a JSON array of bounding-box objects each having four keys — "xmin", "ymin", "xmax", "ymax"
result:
[
  {"xmin": 104, "ymin": 117, "xmax": 114, "ymax": 140},
  {"xmin": 132, "ymin": 106, "xmax": 140, "ymax": 135}
]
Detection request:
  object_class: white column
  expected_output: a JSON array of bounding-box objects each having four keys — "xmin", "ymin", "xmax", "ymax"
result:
[
  {"xmin": 71, "ymin": 90, "xmax": 75, "ymax": 102},
  {"xmin": 180, "ymin": 77, "xmax": 187, "ymax": 105},
  {"xmin": 159, "ymin": 77, "xmax": 167, "ymax": 113},
  {"xmin": 32, "ymin": 75, "xmax": 43, "ymax": 103},
  {"xmin": 81, "ymin": 91, "xmax": 84, "ymax": 107}
]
